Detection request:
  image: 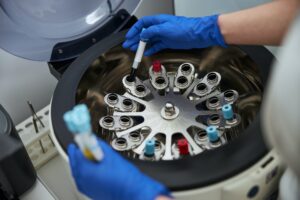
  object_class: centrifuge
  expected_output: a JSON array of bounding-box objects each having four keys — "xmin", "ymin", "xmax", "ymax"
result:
[
  {"xmin": 49, "ymin": 30, "xmax": 283, "ymax": 199},
  {"xmin": 0, "ymin": 1, "xmax": 283, "ymax": 199}
]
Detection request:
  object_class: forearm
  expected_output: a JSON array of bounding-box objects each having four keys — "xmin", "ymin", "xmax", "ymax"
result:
[{"xmin": 218, "ymin": 0, "xmax": 299, "ymax": 45}]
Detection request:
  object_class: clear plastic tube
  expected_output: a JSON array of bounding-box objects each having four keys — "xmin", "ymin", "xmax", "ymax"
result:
[{"xmin": 132, "ymin": 40, "xmax": 147, "ymax": 69}]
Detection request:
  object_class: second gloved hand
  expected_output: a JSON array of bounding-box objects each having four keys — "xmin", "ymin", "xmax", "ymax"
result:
[
  {"xmin": 68, "ymin": 139, "xmax": 170, "ymax": 200},
  {"xmin": 123, "ymin": 14, "xmax": 227, "ymax": 56}
]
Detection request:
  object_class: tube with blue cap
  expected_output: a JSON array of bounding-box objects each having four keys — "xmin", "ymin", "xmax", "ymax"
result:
[
  {"xmin": 206, "ymin": 126, "xmax": 219, "ymax": 143},
  {"xmin": 222, "ymin": 104, "xmax": 234, "ymax": 120},
  {"xmin": 222, "ymin": 104, "xmax": 240, "ymax": 139},
  {"xmin": 140, "ymin": 139, "xmax": 156, "ymax": 161},
  {"xmin": 63, "ymin": 104, "xmax": 103, "ymax": 162},
  {"xmin": 144, "ymin": 139, "xmax": 155, "ymax": 157},
  {"xmin": 127, "ymin": 28, "xmax": 148, "ymax": 82}
]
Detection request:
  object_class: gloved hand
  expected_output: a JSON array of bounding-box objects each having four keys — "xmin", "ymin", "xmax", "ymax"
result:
[
  {"xmin": 68, "ymin": 139, "xmax": 170, "ymax": 200},
  {"xmin": 123, "ymin": 14, "xmax": 227, "ymax": 56}
]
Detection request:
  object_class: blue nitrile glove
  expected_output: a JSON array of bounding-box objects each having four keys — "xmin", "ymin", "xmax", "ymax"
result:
[
  {"xmin": 68, "ymin": 139, "xmax": 170, "ymax": 200},
  {"xmin": 123, "ymin": 14, "xmax": 227, "ymax": 56}
]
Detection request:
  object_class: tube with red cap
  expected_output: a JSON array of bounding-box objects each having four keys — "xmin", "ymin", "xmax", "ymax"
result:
[{"xmin": 177, "ymin": 138, "xmax": 189, "ymax": 156}]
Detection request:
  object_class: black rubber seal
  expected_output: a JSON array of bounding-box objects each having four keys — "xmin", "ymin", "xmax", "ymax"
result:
[{"xmin": 51, "ymin": 30, "xmax": 274, "ymax": 191}]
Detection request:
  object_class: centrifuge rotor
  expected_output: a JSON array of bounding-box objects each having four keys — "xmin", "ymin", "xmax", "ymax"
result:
[{"xmin": 100, "ymin": 63, "xmax": 242, "ymax": 160}]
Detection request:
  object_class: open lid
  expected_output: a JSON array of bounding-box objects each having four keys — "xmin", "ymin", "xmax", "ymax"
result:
[{"xmin": 0, "ymin": 0, "xmax": 141, "ymax": 61}]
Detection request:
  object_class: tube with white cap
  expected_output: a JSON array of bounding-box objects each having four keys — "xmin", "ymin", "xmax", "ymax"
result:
[
  {"xmin": 127, "ymin": 28, "xmax": 148, "ymax": 82},
  {"xmin": 63, "ymin": 104, "xmax": 104, "ymax": 162}
]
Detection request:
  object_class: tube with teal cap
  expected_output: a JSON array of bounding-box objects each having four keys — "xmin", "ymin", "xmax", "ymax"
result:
[
  {"xmin": 127, "ymin": 28, "xmax": 148, "ymax": 82},
  {"xmin": 144, "ymin": 139, "xmax": 155, "ymax": 157},
  {"xmin": 63, "ymin": 111, "xmax": 85, "ymax": 152},
  {"xmin": 63, "ymin": 104, "xmax": 103, "ymax": 161},
  {"xmin": 222, "ymin": 104, "xmax": 234, "ymax": 120},
  {"xmin": 206, "ymin": 126, "xmax": 219, "ymax": 143}
]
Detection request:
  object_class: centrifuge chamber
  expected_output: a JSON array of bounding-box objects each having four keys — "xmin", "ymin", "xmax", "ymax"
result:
[{"xmin": 50, "ymin": 30, "xmax": 283, "ymax": 200}]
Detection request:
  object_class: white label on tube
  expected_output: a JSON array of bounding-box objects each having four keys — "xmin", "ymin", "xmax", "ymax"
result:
[
  {"xmin": 75, "ymin": 135, "xmax": 85, "ymax": 152},
  {"xmin": 132, "ymin": 61, "xmax": 139, "ymax": 70},
  {"xmin": 88, "ymin": 135, "xmax": 104, "ymax": 161},
  {"xmin": 134, "ymin": 40, "xmax": 147, "ymax": 64},
  {"xmin": 80, "ymin": 133, "xmax": 103, "ymax": 161}
]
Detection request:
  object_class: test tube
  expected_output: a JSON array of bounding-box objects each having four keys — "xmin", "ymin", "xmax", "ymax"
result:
[
  {"xmin": 206, "ymin": 126, "xmax": 221, "ymax": 148},
  {"xmin": 63, "ymin": 104, "xmax": 104, "ymax": 162},
  {"xmin": 222, "ymin": 104, "xmax": 240, "ymax": 140}
]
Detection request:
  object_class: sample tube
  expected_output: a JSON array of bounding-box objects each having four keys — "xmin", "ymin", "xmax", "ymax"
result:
[
  {"xmin": 206, "ymin": 126, "xmax": 221, "ymax": 147},
  {"xmin": 143, "ymin": 139, "xmax": 156, "ymax": 161},
  {"xmin": 149, "ymin": 60, "xmax": 168, "ymax": 95},
  {"xmin": 222, "ymin": 104, "xmax": 240, "ymax": 140},
  {"xmin": 177, "ymin": 138, "xmax": 189, "ymax": 157},
  {"xmin": 127, "ymin": 28, "xmax": 148, "ymax": 82},
  {"xmin": 152, "ymin": 60, "xmax": 162, "ymax": 73},
  {"xmin": 63, "ymin": 104, "xmax": 104, "ymax": 162}
]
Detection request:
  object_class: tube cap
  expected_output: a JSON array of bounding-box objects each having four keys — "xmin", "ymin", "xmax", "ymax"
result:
[
  {"xmin": 63, "ymin": 111, "xmax": 77, "ymax": 133},
  {"xmin": 145, "ymin": 139, "xmax": 155, "ymax": 156},
  {"xmin": 72, "ymin": 104, "xmax": 91, "ymax": 133},
  {"xmin": 206, "ymin": 126, "xmax": 219, "ymax": 142},
  {"xmin": 63, "ymin": 104, "xmax": 92, "ymax": 134},
  {"xmin": 177, "ymin": 138, "xmax": 189, "ymax": 155},
  {"xmin": 153, "ymin": 60, "xmax": 162, "ymax": 73},
  {"xmin": 222, "ymin": 104, "xmax": 234, "ymax": 120}
]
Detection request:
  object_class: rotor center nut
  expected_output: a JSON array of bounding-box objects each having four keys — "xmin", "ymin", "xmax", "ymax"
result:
[
  {"xmin": 165, "ymin": 102, "xmax": 176, "ymax": 116},
  {"xmin": 161, "ymin": 102, "xmax": 180, "ymax": 120}
]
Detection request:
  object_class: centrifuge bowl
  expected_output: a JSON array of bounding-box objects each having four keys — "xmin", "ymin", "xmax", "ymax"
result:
[{"xmin": 51, "ymin": 30, "xmax": 274, "ymax": 191}]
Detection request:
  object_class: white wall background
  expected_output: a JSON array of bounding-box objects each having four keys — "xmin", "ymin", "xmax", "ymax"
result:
[
  {"xmin": 174, "ymin": 0, "xmax": 271, "ymax": 17},
  {"xmin": 174, "ymin": 0, "xmax": 278, "ymax": 54},
  {"xmin": 135, "ymin": 0, "xmax": 174, "ymax": 17}
]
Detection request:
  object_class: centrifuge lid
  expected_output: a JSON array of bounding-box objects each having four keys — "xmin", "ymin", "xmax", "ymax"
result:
[
  {"xmin": 0, "ymin": 0, "xmax": 140, "ymax": 61},
  {"xmin": 0, "ymin": 105, "xmax": 10, "ymax": 136}
]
